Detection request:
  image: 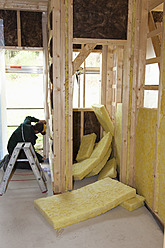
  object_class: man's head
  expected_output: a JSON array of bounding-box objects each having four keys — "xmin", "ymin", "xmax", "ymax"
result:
[{"xmin": 33, "ymin": 122, "xmax": 46, "ymax": 135}]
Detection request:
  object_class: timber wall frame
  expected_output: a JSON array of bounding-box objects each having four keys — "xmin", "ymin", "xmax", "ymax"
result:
[{"xmin": 1, "ymin": 1, "xmax": 165, "ymax": 227}]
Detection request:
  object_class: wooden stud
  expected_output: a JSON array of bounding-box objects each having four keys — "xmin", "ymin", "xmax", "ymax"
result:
[
  {"xmin": 101, "ymin": 45, "xmax": 107, "ymax": 106},
  {"xmin": 17, "ymin": 10, "xmax": 21, "ymax": 47},
  {"xmin": 61, "ymin": 0, "xmax": 66, "ymax": 192},
  {"xmin": 42, "ymin": 11, "xmax": 49, "ymax": 159},
  {"xmin": 137, "ymin": 0, "xmax": 148, "ymax": 108},
  {"xmin": 106, "ymin": 45, "xmax": 113, "ymax": 116},
  {"xmin": 120, "ymin": 0, "xmax": 133, "ymax": 184},
  {"xmin": 52, "ymin": 0, "xmax": 63, "ymax": 193}
]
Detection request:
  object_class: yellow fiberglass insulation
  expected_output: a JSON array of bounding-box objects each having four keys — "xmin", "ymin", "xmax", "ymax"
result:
[
  {"xmin": 76, "ymin": 133, "xmax": 97, "ymax": 162},
  {"xmin": 34, "ymin": 177, "xmax": 136, "ymax": 229},
  {"xmin": 73, "ymin": 132, "xmax": 112, "ymax": 180},
  {"xmin": 135, "ymin": 108, "xmax": 157, "ymax": 208},
  {"xmin": 98, "ymin": 157, "xmax": 117, "ymax": 180},
  {"xmin": 120, "ymin": 194, "xmax": 145, "ymax": 211},
  {"xmin": 86, "ymin": 146, "xmax": 112, "ymax": 177},
  {"xmin": 92, "ymin": 104, "xmax": 114, "ymax": 135}
]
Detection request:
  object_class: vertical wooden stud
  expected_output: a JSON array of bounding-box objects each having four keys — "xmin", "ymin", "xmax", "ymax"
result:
[
  {"xmin": 17, "ymin": 10, "xmax": 21, "ymax": 47},
  {"xmin": 120, "ymin": 0, "xmax": 133, "ymax": 184},
  {"xmin": 106, "ymin": 45, "xmax": 113, "ymax": 116},
  {"xmin": 101, "ymin": 45, "xmax": 107, "ymax": 106}
]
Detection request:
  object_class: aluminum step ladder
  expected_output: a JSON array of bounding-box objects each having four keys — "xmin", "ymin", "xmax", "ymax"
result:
[{"xmin": 0, "ymin": 142, "xmax": 47, "ymax": 195}]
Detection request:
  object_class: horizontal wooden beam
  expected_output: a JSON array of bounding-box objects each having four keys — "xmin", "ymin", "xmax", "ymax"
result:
[
  {"xmin": 73, "ymin": 38, "xmax": 127, "ymax": 46},
  {"xmin": 73, "ymin": 108, "xmax": 93, "ymax": 112},
  {"xmin": 143, "ymin": 85, "xmax": 159, "ymax": 90},
  {"xmin": 0, "ymin": 0, "xmax": 48, "ymax": 11}
]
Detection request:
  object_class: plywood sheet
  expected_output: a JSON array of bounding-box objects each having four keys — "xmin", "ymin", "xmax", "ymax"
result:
[{"xmin": 34, "ymin": 177, "xmax": 136, "ymax": 229}]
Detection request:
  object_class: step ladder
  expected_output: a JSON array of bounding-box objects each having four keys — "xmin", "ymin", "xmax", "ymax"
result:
[{"xmin": 0, "ymin": 142, "xmax": 47, "ymax": 195}]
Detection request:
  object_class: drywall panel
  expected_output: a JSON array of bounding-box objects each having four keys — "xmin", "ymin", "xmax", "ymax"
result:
[{"xmin": 135, "ymin": 108, "xmax": 157, "ymax": 207}]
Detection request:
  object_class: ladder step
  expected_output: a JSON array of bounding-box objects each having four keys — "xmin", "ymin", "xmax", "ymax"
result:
[{"xmin": 0, "ymin": 142, "xmax": 47, "ymax": 195}]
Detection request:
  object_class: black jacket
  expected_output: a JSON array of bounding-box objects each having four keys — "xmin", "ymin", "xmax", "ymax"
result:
[{"xmin": 7, "ymin": 116, "xmax": 43, "ymax": 162}]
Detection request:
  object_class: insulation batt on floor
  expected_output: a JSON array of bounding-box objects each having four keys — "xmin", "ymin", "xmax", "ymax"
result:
[{"xmin": 34, "ymin": 178, "xmax": 136, "ymax": 229}]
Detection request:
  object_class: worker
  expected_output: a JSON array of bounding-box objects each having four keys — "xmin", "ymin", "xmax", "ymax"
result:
[{"xmin": 0, "ymin": 116, "xmax": 47, "ymax": 170}]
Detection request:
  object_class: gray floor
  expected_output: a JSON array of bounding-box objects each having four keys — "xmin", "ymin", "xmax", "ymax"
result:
[{"xmin": 0, "ymin": 167, "xmax": 164, "ymax": 248}]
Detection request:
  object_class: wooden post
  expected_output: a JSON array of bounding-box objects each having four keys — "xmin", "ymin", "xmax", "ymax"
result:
[
  {"xmin": 106, "ymin": 45, "xmax": 113, "ymax": 116},
  {"xmin": 101, "ymin": 45, "xmax": 107, "ymax": 106},
  {"xmin": 153, "ymin": 2, "xmax": 165, "ymax": 213},
  {"xmin": 17, "ymin": 10, "xmax": 21, "ymax": 47},
  {"xmin": 42, "ymin": 11, "xmax": 49, "ymax": 158},
  {"xmin": 52, "ymin": 0, "xmax": 63, "ymax": 193},
  {"xmin": 120, "ymin": 0, "xmax": 133, "ymax": 184},
  {"xmin": 50, "ymin": 0, "xmax": 73, "ymax": 193}
]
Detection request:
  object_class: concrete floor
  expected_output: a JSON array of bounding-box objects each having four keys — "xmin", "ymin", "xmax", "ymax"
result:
[{"xmin": 0, "ymin": 167, "xmax": 163, "ymax": 248}]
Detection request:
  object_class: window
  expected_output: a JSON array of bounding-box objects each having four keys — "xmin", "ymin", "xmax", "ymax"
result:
[
  {"xmin": 73, "ymin": 52, "xmax": 101, "ymax": 108},
  {"xmin": 5, "ymin": 50, "xmax": 44, "ymax": 154},
  {"xmin": 144, "ymin": 38, "xmax": 159, "ymax": 108}
]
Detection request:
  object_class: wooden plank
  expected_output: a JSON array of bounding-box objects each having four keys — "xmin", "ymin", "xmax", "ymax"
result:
[
  {"xmin": 116, "ymin": 47, "xmax": 123, "ymax": 104},
  {"xmin": 65, "ymin": 0, "xmax": 73, "ymax": 190},
  {"xmin": 148, "ymin": 0, "xmax": 163, "ymax": 11},
  {"xmin": 146, "ymin": 57, "xmax": 161, "ymax": 64},
  {"xmin": 143, "ymin": 85, "xmax": 159, "ymax": 90},
  {"xmin": 128, "ymin": 0, "xmax": 141, "ymax": 187},
  {"xmin": 42, "ymin": 11, "xmax": 49, "ymax": 158},
  {"xmin": 137, "ymin": 0, "xmax": 148, "ymax": 108},
  {"xmin": 72, "ymin": 43, "xmax": 96, "ymax": 75},
  {"xmin": 83, "ymin": 61, "xmax": 86, "ymax": 107},
  {"xmin": 120, "ymin": 0, "xmax": 133, "ymax": 184},
  {"xmin": 17, "ymin": 10, "xmax": 21, "ymax": 47},
  {"xmin": 52, "ymin": 0, "xmax": 62, "ymax": 193},
  {"xmin": 61, "ymin": 0, "xmax": 66, "ymax": 193},
  {"xmin": 101, "ymin": 45, "xmax": 107, "ymax": 106},
  {"xmin": 106, "ymin": 45, "xmax": 113, "ymax": 116},
  {"xmin": 147, "ymin": 26, "xmax": 162, "ymax": 39},
  {"xmin": 0, "ymin": 0, "xmax": 48, "ymax": 11},
  {"xmin": 73, "ymin": 38, "xmax": 127, "ymax": 46}
]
